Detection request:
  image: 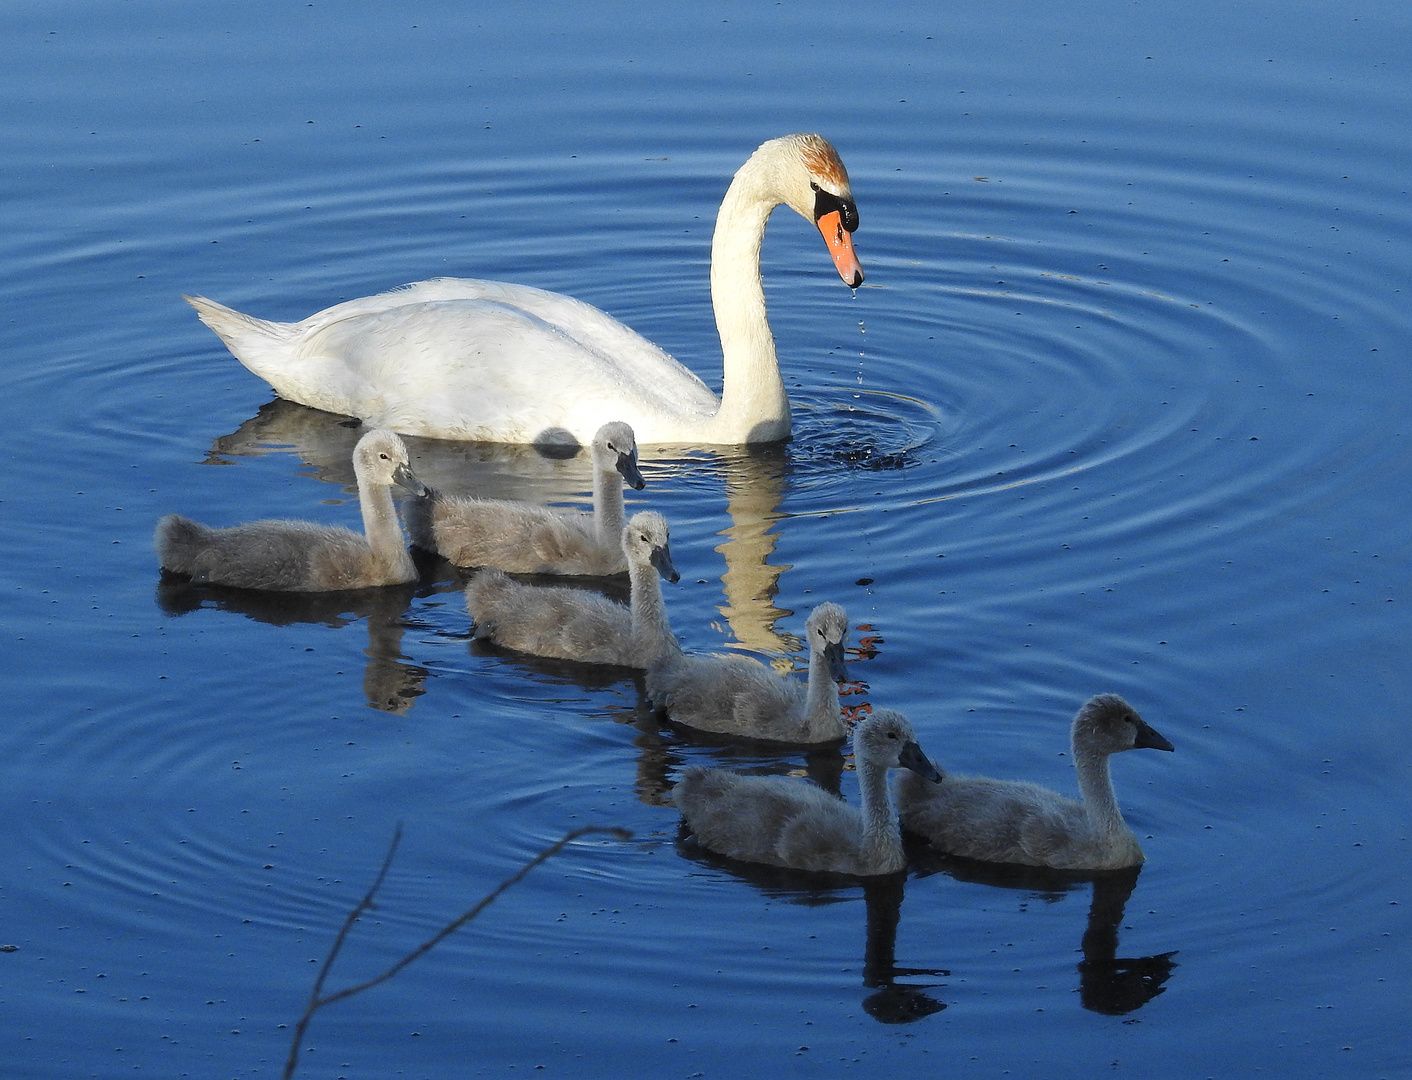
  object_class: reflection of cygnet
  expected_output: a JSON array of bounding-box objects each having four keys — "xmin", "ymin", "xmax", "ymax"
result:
[
  {"xmin": 465, "ymin": 511, "xmax": 680, "ymax": 667},
  {"xmin": 155, "ymin": 429, "xmax": 426, "ymax": 591},
  {"xmin": 647, "ymin": 602, "xmax": 851, "ymax": 743},
  {"xmin": 673, "ymin": 709, "xmax": 942, "ymax": 876},
  {"xmin": 406, "ymin": 421, "xmax": 646, "ymax": 575},
  {"xmin": 898, "ymin": 694, "xmax": 1174, "ymax": 870}
]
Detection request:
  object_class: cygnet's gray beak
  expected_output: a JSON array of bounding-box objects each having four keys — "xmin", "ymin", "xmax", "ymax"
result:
[
  {"xmin": 899, "ymin": 740, "xmax": 943, "ymax": 783},
  {"xmin": 824, "ymin": 640, "xmax": 849, "ymax": 683},
  {"xmin": 1134, "ymin": 719, "xmax": 1174, "ymax": 752},
  {"xmin": 649, "ymin": 543, "xmax": 679, "ymax": 584},
  {"xmin": 617, "ymin": 451, "xmax": 646, "ymax": 491},
  {"xmin": 393, "ymin": 462, "xmax": 430, "ymax": 498}
]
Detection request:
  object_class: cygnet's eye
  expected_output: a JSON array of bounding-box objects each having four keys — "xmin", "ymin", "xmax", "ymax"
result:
[
  {"xmin": 886, "ymin": 731, "xmax": 897, "ymax": 740},
  {"xmin": 379, "ymin": 453, "xmax": 390, "ymax": 461}
]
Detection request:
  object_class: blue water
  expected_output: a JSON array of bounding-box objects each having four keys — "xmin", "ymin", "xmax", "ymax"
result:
[{"xmin": 2, "ymin": 1, "xmax": 1409, "ymax": 1078}]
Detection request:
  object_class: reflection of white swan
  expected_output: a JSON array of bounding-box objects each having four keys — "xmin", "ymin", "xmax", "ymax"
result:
[
  {"xmin": 646, "ymin": 602, "xmax": 850, "ymax": 743},
  {"xmin": 184, "ymin": 133, "xmax": 863, "ymax": 445},
  {"xmin": 465, "ymin": 511, "xmax": 680, "ymax": 667},
  {"xmin": 405, "ymin": 421, "xmax": 645, "ymax": 574},
  {"xmin": 673, "ymin": 709, "xmax": 941, "ymax": 876},
  {"xmin": 155, "ymin": 429, "xmax": 426, "ymax": 591},
  {"xmin": 898, "ymin": 695, "xmax": 1174, "ymax": 870}
]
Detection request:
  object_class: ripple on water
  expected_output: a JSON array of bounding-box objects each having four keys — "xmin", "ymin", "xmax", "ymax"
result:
[{"xmin": 3, "ymin": 17, "xmax": 1411, "ymax": 1075}]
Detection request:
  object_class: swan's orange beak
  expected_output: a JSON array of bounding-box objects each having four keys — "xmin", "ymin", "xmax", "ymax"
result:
[{"xmin": 816, "ymin": 209, "xmax": 864, "ymax": 288}]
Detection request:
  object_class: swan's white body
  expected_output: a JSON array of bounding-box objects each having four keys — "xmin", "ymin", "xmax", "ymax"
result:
[{"xmin": 184, "ymin": 134, "xmax": 863, "ymax": 446}]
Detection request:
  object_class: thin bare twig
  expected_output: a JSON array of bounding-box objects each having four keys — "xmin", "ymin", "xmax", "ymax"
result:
[{"xmin": 282, "ymin": 823, "xmax": 631, "ymax": 1080}]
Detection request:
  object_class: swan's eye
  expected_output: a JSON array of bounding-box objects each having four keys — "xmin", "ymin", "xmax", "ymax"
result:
[{"xmin": 886, "ymin": 731, "xmax": 897, "ymax": 740}]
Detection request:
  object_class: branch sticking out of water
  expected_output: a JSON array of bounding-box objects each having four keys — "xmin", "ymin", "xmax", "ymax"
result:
[{"xmin": 282, "ymin": 822, "xmax": 633, "ymax": 1080}]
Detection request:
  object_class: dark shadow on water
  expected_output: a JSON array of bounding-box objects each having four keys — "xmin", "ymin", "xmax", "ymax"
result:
[
  {"xmin": 617, "ymin": 703, "xmax": 849, "ymax": 808},
  {"xmin": 675, "ymin": 827, "xmax": 948, "ymax": 1024},
  {"xmin": 154, "ymin": 554, "xmax": 462, "ymax": 715},
  {"xmin": 908, "ymin": 842, "xmax": 1178, "ymax": 1015},
  {"xmin": 464, "ymin": 637, "xmax": 645, "ymax": 694}
]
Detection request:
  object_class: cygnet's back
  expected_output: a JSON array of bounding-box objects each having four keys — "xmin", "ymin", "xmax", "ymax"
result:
[
  {"xmin": 406, "ymin": 421, "xmax": 645, "ymax": 575},
  {"xmin": 897, "ymin": 694, "xmax": 1174, "ymax": 870},
  {"xmin": 155, "ymin": 428, "xmax": 427, "ymax": 592},
  {"xmin": 647, "ymin": 602, "xmax": 850, "ymax": 744},
  {"xmin": 464, "ymin": 510, "xmax": 680, "ymax": 667},
  {"xmin": 673, "ymin": 708, "xmax": 942, "ymax": 876}
]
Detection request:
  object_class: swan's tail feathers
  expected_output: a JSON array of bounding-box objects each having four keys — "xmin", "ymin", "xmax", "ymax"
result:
[
  {"xmin": 184, "ymin": 294, "xmax": 292, "ymax": 347},
  {"xmin": 155, "ymin": 514, "xmax": 215, "ymax": 576},
  {"xmin": 183, "ymin": 294, "xmax": 309, "ymax": 395},
  {"xmin": 464, "ymin": 567, "xmax": 513, "ymax": 639}
]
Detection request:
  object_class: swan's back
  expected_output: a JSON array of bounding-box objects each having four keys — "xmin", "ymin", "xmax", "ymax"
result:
[
  {"xmin": 408, "ymin": 495, "xmax": 609, "ymax": 573},
  {"xmin": 646, "ymin": 601, "xmax": 849, "ymax": 743},
  {"xmin": 187, "ymin": 280, "xmax": 718, "ymax": 443},
  {"xmin": 465, "ymin": 568, "xmax": 636, "ymax": 665},
  {"xmin": 156, "ymin": 516, "xmax": 389, "ymax": 591},
  {"xmin": 648, "ymin": 652, "xmax": 805, "ymax": 732},
  {"xmin": 896, "ymin": 771, "xmax": 1111, "ymax": 868},
  {"xmin": 673, "ymin": 767, "xmax": 859, "ymax": 871}
]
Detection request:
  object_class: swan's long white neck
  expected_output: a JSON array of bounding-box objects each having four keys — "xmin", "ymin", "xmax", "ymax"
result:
[
  {"xmin": 856, "ymin": 757, "xmax": 905, "ymax": 874},
  {"xmin": 1074, "ymin": 745, "xmax": 1129, "ymax": 841},
  {"xmin": 591, "ymin": 458, "xmax": 625, "ymax": 546},
  {"xmin": 802, "ymin": 643, "xmax": 843, "ymax": 738},
  {"xmin": 357, "ymin": 473, "xmax": 415, "ymax": 581},
  {"xmin": 707, "ymin": 154, "xmax": 790, "ymax": 443},
  {"xmin": 628, "ymin": 558, "xmax": 677, "ymax": 665}
]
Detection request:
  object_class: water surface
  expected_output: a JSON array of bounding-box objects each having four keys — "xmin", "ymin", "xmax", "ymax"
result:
[{"xmin": 1, "ymin": 2, "xmax": 1409, "ymax": 1078}]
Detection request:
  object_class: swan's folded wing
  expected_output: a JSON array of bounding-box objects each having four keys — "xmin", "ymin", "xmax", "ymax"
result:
[{"xmin": 291, "ymin": 282, "xmax": 719, "ymax": 442}]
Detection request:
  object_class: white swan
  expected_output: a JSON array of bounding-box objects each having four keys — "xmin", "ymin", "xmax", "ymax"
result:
[
  {"xmin": 673, "ymin": 708, "xmax": 942, "ymax": 876},
  {"xmin": 405, "ymin": 421, "xmax": 645, "ymax": 574},
  {"xmin": 464, "ymin": 510, "xmax": 680, "ymax": 667},
  {"xmin": 155, "ymin": 428, "xmax": 427, "ymax": 591},
  {"xmin": 646, "ymin": 602, "xmax": 851, "ymax": 744},
  {"xmin": 183, "ymin": 133, "xmax": 863, "ymax": 446},
  {"xmin": 896, "ymin": 694, "xmax": 1175, "ymax": 870}
]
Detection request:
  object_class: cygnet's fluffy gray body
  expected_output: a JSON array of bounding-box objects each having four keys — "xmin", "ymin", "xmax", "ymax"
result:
[
  {"xmin": 406, "ymin": 421, "xmax": 645, "ymax": 575},
  {"xmin": 647, "ymin": 602, "xmax": 850, "ymax": 744},
  {"xmin": 897, "ymin": 694, "xmax": 1174, "ymax": 870},
  {"xmin": 464, "ymin": 510, "xmax": 680, "ymax": 667},
  {"xmin": 155, "ymin": 429, "xmax": 427, "ymax": 591},
  {"xmin": 673, "ymin": 708, "xmax": 942, "ymax": 876}
]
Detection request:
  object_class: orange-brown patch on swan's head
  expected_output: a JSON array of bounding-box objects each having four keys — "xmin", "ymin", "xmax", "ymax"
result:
[{"xmin": 796, "ymin": 133, "xmax": 852, "ymax": 194}]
